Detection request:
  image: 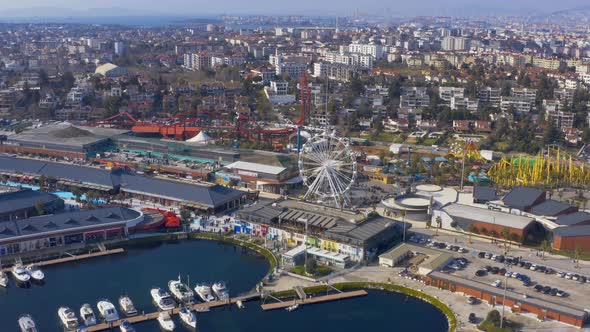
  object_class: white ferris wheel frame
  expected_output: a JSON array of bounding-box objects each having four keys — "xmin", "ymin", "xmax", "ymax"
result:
[{"xmin": 298, "ymin": 133, "xmax": 357, "ymax": 208}]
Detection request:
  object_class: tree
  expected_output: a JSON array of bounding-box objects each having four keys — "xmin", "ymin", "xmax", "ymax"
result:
[
  {"xmin": 466, "ymin": 224, "xmax": 476, "ymax": 243},
  {"xmin": 485, "ymin": 309, "xmax": 502, "ymax": 327},
  {"xmin": 180, "ymin": 209, "xmax": 192, "ymax": 225},
  {"xmin": 574, "ymin": 246, "xmax": 583, "ymax": 269},
  {"xmin": 71, "ymin": 187, "xmax": 83, "ymax": 202},
  {"xmin": 450, "ymin": 220, "xmax": 458, "ymax": 228},
  {"xmin": 426, "ymin": 219, "xmax": 432, "ymax": 229},
  {"xmin": 435, "ymin": 216, "xmax": 442, "ymax": 236},
  {"xmin": 541, "ymin": 239, "xmax": 551, "ymax": 260},
  {"xmin": 34, "ymin": 200, "xmax": 45, "ymax": 216},
  {"xmin": 305, "ymin": 257, "xmax": 317, "ymax": 275}
]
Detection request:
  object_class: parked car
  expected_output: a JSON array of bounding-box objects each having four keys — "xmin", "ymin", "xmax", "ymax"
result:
[
  {"xmin": 467, "ymin": 296, "xmax": 478, "ymax": 305},
  {"xmin": 478, "ymin": 251, "xmax": 486, "ymax": 258},
  {"xmin": 518, "ymin": 261, "xmax": 526, "ymax": 267},
  {"xmin": 542, "ymin": 286, "xmax": 551, "ymax": 294},
  {"xmin": 475, "ymin": 270, "xmax": 487, "ymax": 277},
  {"xmin": 572, "ymin": 274, "xmax": 580, "ymax": 281},
  {"xmin": 556, "ymin": 290, "xmax": 567, "ymax": 297},
  {"xmin": 499, "ymin": 268, "xmax": 506, "ymax": 276},
  {"xmin": 484, "ymin": 265, "xmax": 492, "ymax": 272},
  {"xmin": 485, "ymin": 252, "xmax": 493, "ymax": 259},
  {"xmin": 458, "ymin": 247, "xmax": 467, "ymax": 253},
  {"xmin": 565, "ymin": 273, "xmax": 573, "ymax": 279},
  {"xmin": 544, "ymin": 268, "xmax": 554, "ymax": 274},
  {"xmin": 534, "ymin": 284, "xmax": 544, "ymax": 292},
  {"xmin": 579, "ymin": 276, "xmax": 587, "ymax": 283},
  {"xmin": 530, "ymin": 264, "xmax": 538, "ymax": 271},
  {"xmin": 491, "ymin": 280, "xmax": 502, "ymax": 288},
  {"xmin": 491, "ymin": 266, "xmax": 499, "ymax": 274},
  {"xmin": 550, "ymin": 288, "xmax": 559, "ymax": 296},
  {"xmin": 557, "ymin": 271, "xmax": 566, "ymax": 278},
  {"xmin": 523, "ymin": 280, "xmax": 532, "ymax": 287},
  {"xmin": 524, "ymin": 262, "xmax": 532, "ymax": 269},
  {"xmin": 468, "ymin": 313, "xmax": 477, "ymax": 323}
]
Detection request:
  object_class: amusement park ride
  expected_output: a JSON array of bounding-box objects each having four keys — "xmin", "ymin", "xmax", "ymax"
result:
[
  {"xmin": 92, "ymin": 73, "xmax": 314, "ymax": 150},
  {"xmin": 488, "ymin": 145, "xmax": 590, "ymax": 188}
]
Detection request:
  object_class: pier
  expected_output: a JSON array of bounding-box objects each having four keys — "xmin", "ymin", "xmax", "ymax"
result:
[
  {"xmin": 1, "ymin": 248, "xmax": 125, "ymax": 272},
  {"xmin": 86, "ymin": 292, "xmax": 261, "ymax": 331},
  {"xmin": 260, "ymin": 289, "xmax": 368, "ymax": 310}
]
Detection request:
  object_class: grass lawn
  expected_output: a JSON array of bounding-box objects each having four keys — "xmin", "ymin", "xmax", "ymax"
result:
[
  {"xmin": 290, "ymin": 265, "xmax": 333, "ymax": 278},
  {"xmin": 422, "ymin": 138, "xmax": 438, "ymax": 146}
]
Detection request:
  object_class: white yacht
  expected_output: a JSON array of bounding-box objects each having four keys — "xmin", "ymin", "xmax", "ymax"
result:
[
  {"xmin": 97, "ymin": 299, "xmax": 119, "ymax": 322},
  {"xmin": 25, "ymin": 264, "xmax": 44, "ymax": 282},
  {"xmin": 212, "ymin": 282, "xmax": 229, "ymax": 300},
  {"xmin": 12, "ymin": 264, "xmax": 30, "ymax": 283},
  {"xmin": 194, "ymin": 283, "xmax": 215, "ymax": 302},
  {"xmin": 119, "ymin": 319, "xmax": 136, "ymax": 332},
  {"xmin": 119, "ymin": 296, "xmax": 138, "ymax": 316},
  {"xmin": 18, "ymin": 314, "xmax": 38, "ymax": 332},
  {"xmin": 58, "ymin": 306, "xmax": 79, "ymax": 329},
  {"xmin": 0, "ymin": 271, "xmax": 8, "ymax": 287},
  {"xmin": 168, "ymin": 276, "xmax": 194, "ymax": 302},
  {"xmin": 236, "ymin": 300, "xmax": 245, "ymax": 309},
  {"xmin": 157, "ymin": 311, "xmax": 175, "ymax": 331},
  {"xmin": 79, "ymin": 304, "xmax": 97, "ymax": 326},
  {"xmin": 150, "ymin": 287, "xmax": 176, "ymax": 311},
  {"xmin": 179, "ymin": 306, "xmax": 197, "ymax": 329}
]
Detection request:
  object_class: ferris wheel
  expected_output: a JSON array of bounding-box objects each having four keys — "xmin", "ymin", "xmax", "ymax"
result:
[{"xmin": 298, "ymin": 133, "xmax": 357, "ymax": 208}]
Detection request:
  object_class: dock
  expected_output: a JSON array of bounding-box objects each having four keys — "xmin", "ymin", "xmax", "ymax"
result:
[
  {"xmin": 86, "ymin": 292, "xmax": 261, "ymax": 331},
  {"xmin": 1, "ymin": 248, "xmax": 125, "ymax": 272},
  {"xmin": 260, "ymin": 289, "xmax": 368, "ymax": 310}
]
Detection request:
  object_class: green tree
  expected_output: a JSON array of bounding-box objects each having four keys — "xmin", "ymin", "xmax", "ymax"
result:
[
  {"xmin": 305, "ymin": 257, "xmax": 317, "ymax": 275},
  {"xmin": 180, "ymin": 209, "xmax": 192, "ymax": 225},
  {"xmin": 435, "ymin": 216, "xmax": 442, "ymax": 235},
  {"xmin": 34, "ymin": 200, "xmax": 45, "ymax": 216},
  {"xmin": 541, "ymin": 239, "xmax": 551, "ymax": 260},
  {"xmin": 485, "ymin": 309, "xmax": 502, "ymax": 327}
]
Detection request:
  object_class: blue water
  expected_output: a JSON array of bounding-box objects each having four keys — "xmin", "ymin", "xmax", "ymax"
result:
[
  {"xmin": 1, "ymin": 183, "xmax": 107, "ymax": 204},
  {"xmin": 0, "ymin": 239, "xmax": 449, "ymax": 331}
]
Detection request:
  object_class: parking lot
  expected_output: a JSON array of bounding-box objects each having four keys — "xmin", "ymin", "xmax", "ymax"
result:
[{"xmin": 421, "ymin": 237, "xmax": 590, "ymax": 310}]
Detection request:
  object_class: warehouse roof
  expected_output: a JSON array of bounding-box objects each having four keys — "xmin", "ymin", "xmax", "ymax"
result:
[
  {"xmin": 554, "ymin": 212, "xmax": 590, "ymax": 226},
  {"xmin": 502, "ymin": 187, "xmax": 545, "ymax": 210},
  {"xmin": 225, "ymin": 161, "xmax": 286, "ymax": 176},
  {"xmin": 0, "ymin": 157, "xmax": 245, "ymax": 208},
  {"xmin": 0, "ymin": 189, "xmax": 62, "ymax": 215},
  {"xmin": 7, "ymin": 123, "xmax": 127, "ymax": 148},
  {"xmin": 0, "ymin": 207, "xmax": 140, "ymax": 240},
  {"xmin": 553, "ymin": 225, "xmax": 590, "ymax": 237},
  {"xmin": 443, "ymin": 203, "xmax": 535, "ymax": 230},
  {"xmin": 473, "ymin": 186, "xmax": 497, "ymax": 202},
  {"xmin": 531, "ymin": 200, "xmax": 575, "ymax": 217}
]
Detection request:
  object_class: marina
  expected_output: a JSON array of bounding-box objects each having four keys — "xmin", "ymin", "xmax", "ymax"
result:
[
  {"xmin": 0, "ymin": 240, "xmax": 448, "ymax": 331},
  {"xmin": 0, "ymin": 248, "xmax": 125, "ymax": 272}
]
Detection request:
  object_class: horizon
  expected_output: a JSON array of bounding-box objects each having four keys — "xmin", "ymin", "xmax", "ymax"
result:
[{"xmin": 1, "ymin": 0, "xmax": 590, "ymax": 18}]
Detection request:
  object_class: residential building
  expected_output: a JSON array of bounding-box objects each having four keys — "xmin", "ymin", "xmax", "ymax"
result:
[
  {"xmin": 348, "ymin": 43, "xmax": 385, "ymax": 58},
  {"xmin": 400, "ymin": 87, "xmax": 430, "ymax": 110},
  {"xmin": 478, "ymin": 87, "xmax": 501, "ymax": 107}
]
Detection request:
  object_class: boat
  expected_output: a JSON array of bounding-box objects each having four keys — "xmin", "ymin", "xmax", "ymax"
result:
[
  {"xmin": 212, "ymin": 282, "xmax": 229, "ymax": 300},
  {"xmin": 18, "ymin": 314, "xmax": 38, "ymax": 332},
  {"xmin": 236, "ymin": 300, "xmax": 245, "ymax": 309},
  {"xmin": 179, "ymin": 306, "xmax": 197, "ymax": 329},
  {"xmin": 168, "ymin": 275, "xmax": 194, "ymax": 302},
  {"xmin": 194, "ymin": 283, "xmax": 215, "ymax": 302},
  {"xmin": 25, "ymin": 264, "xmax": 44, "ymax": 282},
  {"xmin": 150, "ymin": 287, "xmax": 176, "ymax": 311},
  {"xmin": 285, "ymin": 304, "xmax": 299, "ymax": 312},
  {"xmin": 58, "ymin": 306, "xmax": 79, "ymax": 329},
  {"xmin": 195, "ymin": 307, "xmax": 210, "ymax": 313},
  {"xmin": 119, "ymin": 296, "xmax": 138, "ymax": 316},
  {"xmin": 97, "ymin": 299, "xmax": 119, "ymax": 322},
  {"xmin": 79, "ymin": 304, "xmax": 97, "ymax": 326},
  {"xmin": 157, "ymin": 311, "xmax": 176, "ymax": 331},
  {"xmin": 119, "ymin": 319, "xmax": 136, "ymax": 332},
  {"xmin": 12, "ymin": 264, "xmax": 30, "ymax": 283},
  {"xmin": 0, "ymin": 271, "xmax": 8, "ymax": 287}
]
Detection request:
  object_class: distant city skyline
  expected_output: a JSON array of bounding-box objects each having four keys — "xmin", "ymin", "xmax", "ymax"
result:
[{"xmin": 0, "ymin": 0, "xmax": 590, "ymax": 17}]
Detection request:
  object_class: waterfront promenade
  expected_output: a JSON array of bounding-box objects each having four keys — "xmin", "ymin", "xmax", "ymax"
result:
[{"xmin": 0, "ymin": 248, "xmax": 125, "ymax": 272}]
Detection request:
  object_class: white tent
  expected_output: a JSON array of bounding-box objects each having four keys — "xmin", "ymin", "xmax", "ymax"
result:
[{"xmin": 186, "ymin": 131, "xmax": 213, "ymax": 144}]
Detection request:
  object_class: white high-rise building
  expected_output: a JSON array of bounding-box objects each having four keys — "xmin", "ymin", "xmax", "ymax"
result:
[
  {"xmin": 348, "ymin": 43, "xmax": 385, "ymax": 59},
  {"xmin": 441, "ymin": 36, "xmax": 469, "ymax": 51},
  {"xmin": 114, "ymin": 41, "xmax": 125, "ymax": 56}
]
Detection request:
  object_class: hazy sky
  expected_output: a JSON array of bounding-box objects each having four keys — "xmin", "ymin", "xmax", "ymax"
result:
[{"xmin": 0, "ymin": 0, "xmax": 588, "ymax": 16}]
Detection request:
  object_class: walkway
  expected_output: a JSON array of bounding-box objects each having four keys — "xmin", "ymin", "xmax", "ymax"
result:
[
  {"xmin": 260, "ymin": 290, "xmax": 368, "ymax": 310},
  {"xmin": 1, "ymin": 248, "xmax": 125, "ymax": 272}
]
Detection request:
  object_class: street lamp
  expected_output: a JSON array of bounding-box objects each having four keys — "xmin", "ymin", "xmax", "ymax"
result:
[{"xmin": 500, "ymin": 251, "xmax": 511, "ymax": 329}]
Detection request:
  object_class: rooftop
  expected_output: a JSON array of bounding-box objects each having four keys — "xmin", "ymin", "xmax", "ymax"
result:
[
  {"xmin": 502, "ymin": 186, "xmax": 546, "ymax": 210},
  {"xmin": 553, "ymin": 224, "xmax": 590, "ymax": 237},
  {"xmin": 554, "ymin": 212, "xmax": 590, "ymax": 227},
  {"xmin": 0, "ymin": 207, "xmax": 141, "ymax": 241},
  {"xmin": 224, "ymin": 161, "xmax": 286, "ymax": 176},
  {"xmin": 443, "ymin": 203, "xmax": 535, "ymax": 230},
  {"xmin": 530, "ymin": 199, "xmax": 575, "ymax": 217},
  {"xmin": 0, "ymin": 189, "xmax": 62, "ymax": 215},
  {"xmin": 7, "ymin": 123, "xmax": 127, "ymax": 148},
  {"xmin": 473, "ymin": 186, "xmax": 498, "ymax": 202}
]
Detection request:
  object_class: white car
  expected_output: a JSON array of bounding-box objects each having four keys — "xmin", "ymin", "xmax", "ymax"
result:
[
  {"xmin": 530, "ymin": 264, "xmax": 537, "ymax": 271},
  {"xmin": 557, "ymin": 272, "xmax": 565, "ymax": 278},
  {"xmin": 458, "ymin": 247, "xmax": 467, "ymax": 253},
  {"xmin": 565, "ymin": 273, "xmax": 573, "ymax": 279},
  {"xmin": 491, "ymin": 280, "xmax": 502, "ymax": 288}
]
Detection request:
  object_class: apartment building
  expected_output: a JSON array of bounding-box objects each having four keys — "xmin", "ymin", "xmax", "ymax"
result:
[{"xmin": 400, "ymin": 87, "xmax": 430, "ymax": 110}]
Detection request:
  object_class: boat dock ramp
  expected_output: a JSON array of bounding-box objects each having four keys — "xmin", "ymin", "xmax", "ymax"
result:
[
  {"xmin": 260, "ymin": 289, "xmax": 368, "ymax": 311},
  {"xmin": 86, "ymin": 292, "xmax": 261, "ymax": 331},
  {"xmin": 1, "ymin": 248, "xmax": 125, "ymax": 272}
]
